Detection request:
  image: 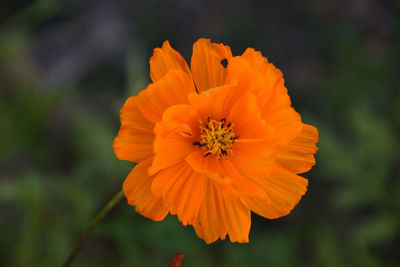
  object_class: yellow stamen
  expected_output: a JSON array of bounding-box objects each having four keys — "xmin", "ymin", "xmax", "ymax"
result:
[{"xmin": 194, "ymin": 118, "xmax": 238, "ymax": 159}]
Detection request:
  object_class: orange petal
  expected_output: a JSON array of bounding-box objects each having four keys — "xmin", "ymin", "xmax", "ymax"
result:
[
  {"xmin": 240, "ymin": 48, "xmax": 302, "ymax": 143},
  {"xmin": 245, "ymin": 163, "xmax": 308, "ymax": 219},
  {"xmin": 228, "ymin": 93, "xmax": 275, "ymax": 140},
  {"xmin": 113, "ymin": 96, "xmax": 155, "ymax": 162},
  {"xmin": 113, "ymin": 126, "xmax": 155, "ymax": 163},
  {"xmin": 262, "ymin": 106, "xmax": 303, "ymax": 144},
  {"xmin": 185, "ymin": 150, "xmax": 231, "ymax": 184},
  {"xmin": 190, "ymin": 38, "xmax": 232, "ymax": 92},
  {"xmin": 150, "ymin": 41, "xmax": 191, "ymax": 82},
  {"xmin": 158, "ymin": 104, "xmax": 201, "ymax": 137},
  {"xmin": 149, "ymin": 105, "xmax": 199, "ymax": 175},
  {"xmin": 216, "ymin": 160, "xmax": 270, "ymax": 200},
  {"xmin": 185, "ymin": 151, "xmax": 268, "ymax": 200},
  {"xmin": 187, "ymin": 82, "xmax": 240, "ymax": 123},
  {"xmin": 223, "ymin": 56, "xmax": 266, "ymax": 110},
  {"xmin": 193, "ymin": 179, "xmax": 250, "ymax": 243},
  {"xmin": 241, "ymin": 48, "xmax": 285, "ymax": 109},
  {"xmin": 222, "ymin": 92, "xmax": 278, "ymax": 159},
  {"xmin": 276, "ymin": 124, "xmax": 319, "ymax": 174},
  {"xmin": 137, "ymin": 69, "xmax": 196, "ymax": 123},
  {"xmin": 151, "ymin": 161, "xmax": 206, "ymax": 225},
  {"xmin": 123, "ymin": 158, "xmax": 169, "ymax": 221},
  {"xmin": 230, "ymin": 152, "xmax": 275, "ymax": 182},
  {"xmin": 119, "ymin": 96, "xmax": 155, "ymax": 130},
  {"xmin": 260, "ymin": 81, "xmax": 291, "ymax": 118},
  {"xmin": 241, "ymin": 48, "xmax": 270, "ymax": 74}
]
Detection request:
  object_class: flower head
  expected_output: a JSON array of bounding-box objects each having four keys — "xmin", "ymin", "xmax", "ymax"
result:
[{"xmin": 113, "ymin": 39, "xmax": 319, "ymax": 243}]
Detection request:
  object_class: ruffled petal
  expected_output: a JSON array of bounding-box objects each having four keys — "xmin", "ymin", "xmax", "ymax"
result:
[
  {"xmin": 263, "ymin": 107, "xmax": 303, "ymax": 144},
  {"xmin": 229, "ymin": 152, "xmax": 275, "ymax": 187},
  {"xmin": 187, "ymin": 83, "xmax": 237, "ymax": 122},
  {"xmin": 150, "ymin": 41, "xmax": 191, "ymax": 82},
  {"xmin": 113, "ymin": 96, "xmax": 154, "ymax": 162},
  {"xmin": 191, "ymin": 38, "xmax": 232, "ymax": 92},
  {"xmin": 245, "ymin": 163, "xmax": 308, "ymax": 219},
  {"xmin": 123, "ymin": 158, "xmax": 169, "ymax": 221},
  {"xmin": 216, "ymin": 160, "xmax": 269, "ymax": 200},
  {"xmin": 119, "ymin": 96, "xmax": 155, "ymax": 130},
  {"xmin": 151, "ymin": 161, "xmax": 206, "ymax": 225},
  {"xmin": 228, "ymin": 93, "xmax": 273, "ymax": 139},
  {"xmin": 137, "ymin": 69, "xmax": 196, "ymax": 123},
  {"xmin": 113, "ymin": 127, "xmax": 154, "ymax": 163},
  {"xmin": 240, "ymin": 48, "xmax": 303, "ymax": 143},
  {"xmin": 185, "ymin": 152, "xmax": 268, "ymax": 200},
  {"xmin": 276, "ymin": 124, "xmax": 319, "ymax": 174},
  {"xmin": 219, "ymin": 56, "xmax": 265, "ymax": 113},
  {"xmin": 185, "ymin": 150, "xmax": 231, "ymax": 184},
  {"xmin": 193, "ymin": 179, "xmax": 251, "ymax": 243},
  {"xmin": 149, "ymin": 105, "xmax": 199, "ymax": 175},
  {"xmin": 241, "ymin": 48, "xmax": 270, "ymax": 74},
  {"xmin": 241, "ymin": 48, "xmax": 284, "ymax": 109}
]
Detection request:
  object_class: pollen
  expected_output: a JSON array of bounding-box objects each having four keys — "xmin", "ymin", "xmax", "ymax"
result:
[{"xmin": 194, "ymin": 117, "xmax": 238, "ymax": 159}]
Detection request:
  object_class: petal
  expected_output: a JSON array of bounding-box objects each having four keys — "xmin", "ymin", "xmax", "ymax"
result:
[
  {"xmin": 185, "ymin": 151, "xmax": 268, "ymax": 200},
  {"xmin": 225, "ymin": 92, "xmax": 278, "ymax": 159},
  {"xmin": 229, "ymin": 152, "xmax": 275, "ymax": 187},
  {"xmin": 123, "ymin": 158, "xmax": 169, "ymax": 221},
  {"xmin": 185, "ymin": 150, "xmax": 231, "ymax": 184},
  {"xmin": 113, "ymin": 127, "xmax": 155, "ymax": 162},
  {"xmin": 119, "ymin": 96, "xmax": 155, "ymax": 130},
  {"xmin": 150, "ymin": 41, "xmax": 191, "ymax": 82},
  {"xmin": 158, "ymin": 104, "xmax": 201, "ymax": 137},
  {"xmin": 227, "ymin": 93, "xmax": 275, "ymax": 141},
  {"xmin": 216, "ymin": 160, "xmax": 270, "ymax": 200},
  {"xmin": 263, "ymin": 107, "xmax": 303, "ymax": 144},
  {"xmin": 223, "ymin": 56, "xmax": 257, "ymax": 108},
  {"xmin": 151, "ymin": 161, "xmax": 206, "ymax": 225},
  {"xmin": 245, "ymin": 163, "xmax": 308, "ymax": 219},
  {"xmin": 113, "ymin": 96, "xmax": 154, "ymax": 162},
  {"xmin": 149, "ymin": 105, "xmax": 199, "ymax": 175},
  {"xmin": 137, "ymin": 69, "xmax": 196, "ymax": 123},
  {"xmin": 276, "ymin": 124, "xmax": 319, "ymax": 174},
  {"xmin": 191, "ymin": 38, "xmax": 232, "ymax": 92},
  {"xmin": 187, "ymin": 83, "xmax": 237, "ymax": 122},
  {"xmin": 239, "ymin": 48, "xmax": 303, "ymax": 142},
  {"xmin": 241, "ymin": 48, "xmax": 285, "ymax": 109},
  {"xmin": 241, "ymin": 48, "xmax": 270, "ymax": 74},
  {"xmin": 193, "ymin": 179, "xmax": 251, "ymax": 244}
]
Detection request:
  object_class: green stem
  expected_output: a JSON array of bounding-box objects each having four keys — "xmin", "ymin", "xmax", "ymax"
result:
[{"xmin": 63, "ymin": 190, "xmax": 124, "ymax": 267}]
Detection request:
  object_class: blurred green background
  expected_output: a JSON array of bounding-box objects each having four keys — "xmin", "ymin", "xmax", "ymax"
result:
[{"xmin": 1, "ymin": 0, "xmax": 399, "ymax": 266}]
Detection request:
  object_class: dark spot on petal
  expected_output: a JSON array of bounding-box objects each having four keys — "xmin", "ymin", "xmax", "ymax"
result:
[{"xmin": 220, "ymin": 58, "xmax": 228, "ymax": 68}]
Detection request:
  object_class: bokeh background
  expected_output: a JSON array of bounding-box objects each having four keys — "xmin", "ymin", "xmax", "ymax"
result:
[{"xmin": 1, "ymin": 0, "xmax": 399, "ymax": 266}]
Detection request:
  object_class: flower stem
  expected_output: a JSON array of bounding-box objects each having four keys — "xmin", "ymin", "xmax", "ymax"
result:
[{"xmin": 63, "ymin": 190, "xmax": 124, "ymax": 267}]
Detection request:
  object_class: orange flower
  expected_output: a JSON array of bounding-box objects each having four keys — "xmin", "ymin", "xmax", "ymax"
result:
[{"xmin": 113, "ymin": 39, "xmax": 318, "ymax": 243}]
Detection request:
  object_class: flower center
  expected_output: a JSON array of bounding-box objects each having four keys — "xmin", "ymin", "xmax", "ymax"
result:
[{"xmin": 193, "ymin": 118, "xmax": 238, "ymax": 159}]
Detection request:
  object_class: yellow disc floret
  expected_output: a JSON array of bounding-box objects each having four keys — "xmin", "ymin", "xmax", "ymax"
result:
[{"xmin": 193, "ymin": 117, "xmax": 238, "ymax": 159}]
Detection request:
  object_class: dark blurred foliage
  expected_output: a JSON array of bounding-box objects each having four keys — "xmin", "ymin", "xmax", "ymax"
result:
[{"xmin": 1, "ymin": 0, "xmax": 400, "ymax": 266}]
